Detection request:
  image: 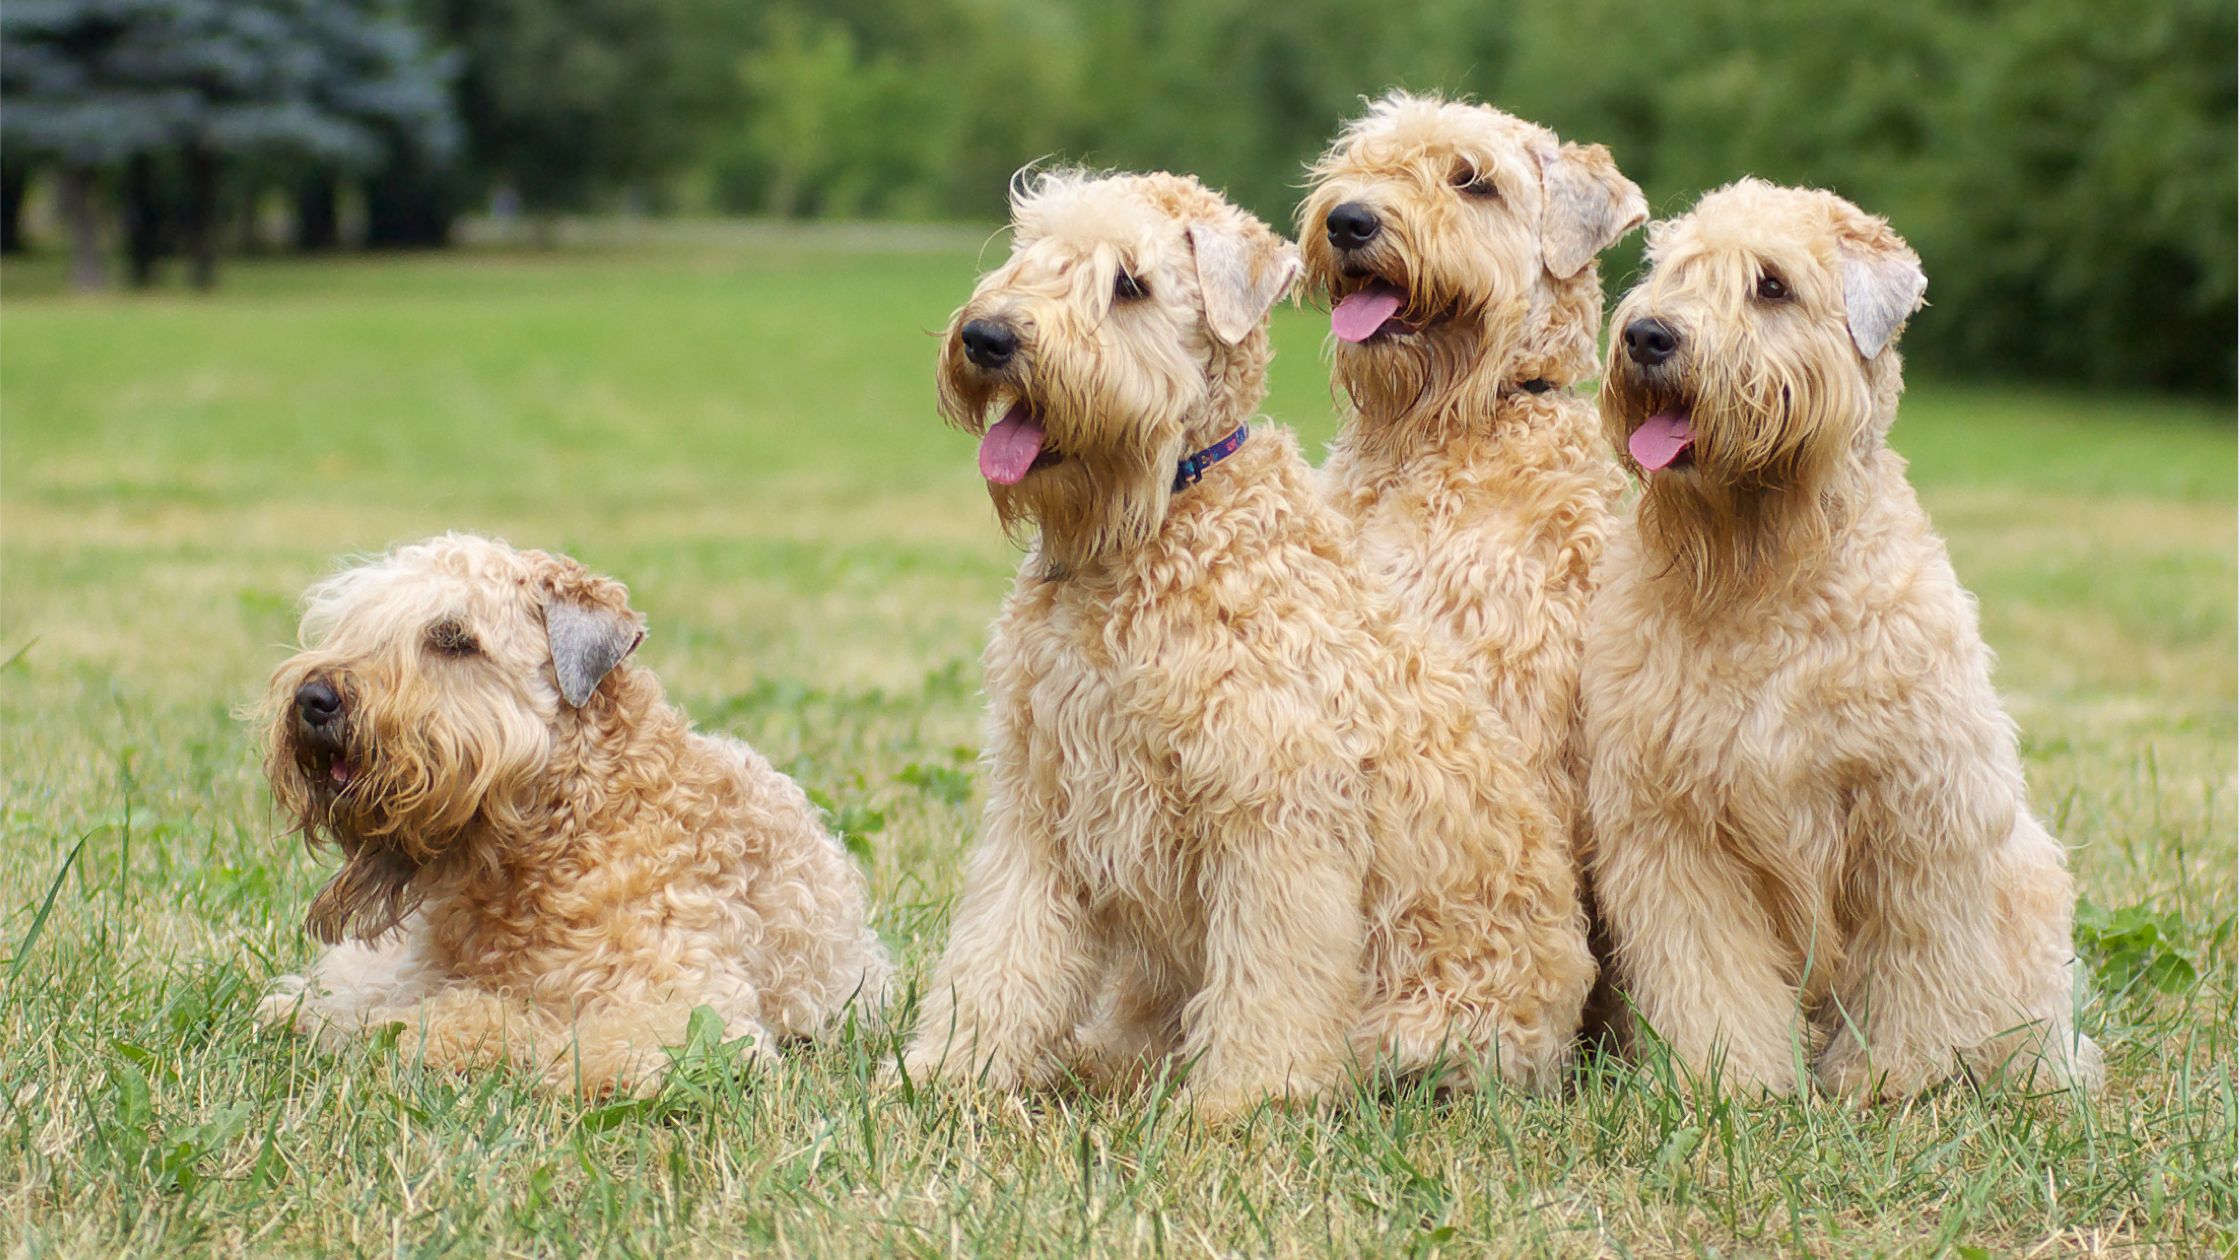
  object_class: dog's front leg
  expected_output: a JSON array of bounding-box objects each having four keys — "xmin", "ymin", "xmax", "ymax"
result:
[
  {"xmin": 1821, "ymin": 765, "xmax": 2101, "ymax": 1102},
  {"xmin": 258, "ymin": 925, "xmax": 443, "ymax": 1046},
  {"xmin": 1179, "ymin": 793, "xmax": 1368, "ymax": 1120},
  {"xmin": 902, "ymin": 788, "xmax": 1099, "ymax": 1092},
  {"xmin": 1594, "ymin": 812, "xmax": 1814, "ymax": 1097}
]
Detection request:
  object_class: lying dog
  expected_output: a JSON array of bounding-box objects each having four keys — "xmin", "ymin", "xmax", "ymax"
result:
[{"xmin": 256, "ymin": 533, "xmax": 890, "ymax": 1095}]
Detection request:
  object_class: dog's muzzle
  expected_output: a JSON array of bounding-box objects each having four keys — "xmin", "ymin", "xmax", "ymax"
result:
[
  {"xmin": 1325, "ymin": 202, "xmax": 1381, "ymax": 253},
  {"xmin": 960, "ymin": 318, "xmax": 1019, "ymax": 371},
  {"xmin": 1623, "ymin": 318, "xmax": 1680, "ymax": 368},
  {"xmin": 294, "ymin": 678, "xmax": 347, "ymax": 757}
]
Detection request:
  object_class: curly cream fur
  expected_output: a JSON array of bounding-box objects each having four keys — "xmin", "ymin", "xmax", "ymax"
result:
[
  {"xmin": 1584, "ymin": 180, "xmax": 2102, "ymax": 1101},
  {"xmin": 254, "ymin": 534, "xmax": 890, "ymax": 1096},
  {"xmin": 905, "ymin": 171, "xmax": 1591, "ymax": 1117}
]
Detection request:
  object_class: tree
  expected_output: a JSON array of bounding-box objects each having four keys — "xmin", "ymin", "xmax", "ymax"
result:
[
  {"xmin": 0, "ymin": 152, "xmax": 30, "ymax": 254},
  {"xmin": 429, "ymin": 0, "xmax": 745, "ymax": 228},
  {"xmin": 1, "ymin": 0, "xmax": 456, "ymax": 287},
  {"xmin": 288, "ymin": 0, "xmax": 458, "ymax": 252}
]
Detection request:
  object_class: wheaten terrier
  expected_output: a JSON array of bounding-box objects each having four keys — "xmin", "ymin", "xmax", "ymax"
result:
[
  {"xmin": 255, "ymin": 533, "xmax": 890, "ymax": 1096},
  {"xmin": 1584, "ymin": 179, "xmax": 2102, "ymax": 1101},
  {"xmin": 901, "ymin": 170, "xmax": 1591, "ymax": 1116},
  {"xmin": 1298, "ymin": 91, "xmax": 1645, "ymax": 948}
]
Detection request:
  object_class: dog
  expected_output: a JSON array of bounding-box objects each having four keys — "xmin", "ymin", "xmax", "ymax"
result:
[
  {"xmin": 1298, "ymin": 95, "xmax": 1645, "ymax": 1017},
  {"xmin": 899, "ymin": 169, "xmax": 1591, "ymax": 1118},
  {"xmin": 1583, "ymin": 179, "xmax": 2102, "ymax": 1101},
  {"xmin": 254, "ymin": 533, "xmax": 890, "ymax": 1096}
]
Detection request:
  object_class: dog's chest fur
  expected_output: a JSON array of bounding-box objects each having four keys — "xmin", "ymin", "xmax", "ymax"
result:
[
  {"xmin": 982, "ymin": 436, "xmax": 1391, "ymax": 917},
  {"xmin": 1331, "ymin": 400, "xmax": 1616, "ymax": 655},
  {"xmin": 1324, "ymin": 395, "xmax": 1623, "ymax": 771},
  {"xmin": 1586, "ymin": 479, "xmax": 1986, "ymax": 878}
]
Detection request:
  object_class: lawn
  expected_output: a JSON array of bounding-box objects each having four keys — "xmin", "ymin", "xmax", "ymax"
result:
[{"xmin": 2, "ymin": 234, "xmax": 2233, "ymax": 1258}]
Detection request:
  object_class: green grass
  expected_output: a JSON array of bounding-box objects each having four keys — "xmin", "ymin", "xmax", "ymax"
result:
[{"xmin": 2, "ymin": 235, "xmax": 2233, "ymax": 1257}]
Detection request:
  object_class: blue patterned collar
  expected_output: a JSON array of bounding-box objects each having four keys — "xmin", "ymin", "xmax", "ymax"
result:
[{"xmin": 1173, "ymin": 426, "xmax": 1248, "ymax": 493}]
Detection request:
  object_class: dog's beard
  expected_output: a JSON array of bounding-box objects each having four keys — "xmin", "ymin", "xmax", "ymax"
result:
[
  {"xmin": 260, "ymin": 676, "xmax": 537, "ymax": 944},
  {"xmin": 939, "ymin": 346, "xmax": 1200, "ymax": 578},
  {"xmin": 1606, "ymin": 338, "xmax": 1871, "ymax": 604},
  {"xmin": 1314, "ymin": 258, "xmax": 1533, "ymax": 450},
  {"xmin": 266, "ymin": 729, "xmax": 466, "ymax": 944},
  {"xmin": 989, "ymin": 451, "xmax": 1175, "ymax": 577}
]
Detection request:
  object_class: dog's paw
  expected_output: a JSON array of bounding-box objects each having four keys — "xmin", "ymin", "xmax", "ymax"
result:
[
  {"xmin": 1814, "ymin": 1043, "xmax": 1931, "ymax": 1106},
  {"xmin": 254, "ymin": 978, "xmax": 310, "ymax": 1031},
  {"xmin": 1181, "ymin": 1081, "xmax": 1287, "ymax": 1126},
  {"xmin": 883, "ymin": 1044, "xmax": 950, "ymax": 1092}
]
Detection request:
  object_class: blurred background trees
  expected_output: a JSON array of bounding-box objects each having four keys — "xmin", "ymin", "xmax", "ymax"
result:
[
  {"xmin": 1, "ymin": 0, "xmax": 457, "ymax": 286},
  {"xmin": 2, "ymin": 0, "xmax": 2231, "ymax": 391}
]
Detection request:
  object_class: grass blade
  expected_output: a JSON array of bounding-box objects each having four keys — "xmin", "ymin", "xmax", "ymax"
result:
[{"xmin": 8, "ymin": 827, "xmax": 95, "ymax": 984}]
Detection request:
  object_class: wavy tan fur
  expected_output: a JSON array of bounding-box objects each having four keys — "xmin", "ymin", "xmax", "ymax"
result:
[
  {"xmin": 254, "ymin": 534, "xmax": 890, "ymax": 1096},
  {"xmin": 905, "ymin": 171, "xmax": 1591, "ymax": 1118},
  {"xmin": 1584, "ymin": 180, "xmax": 2102, "ymax": 1102}
]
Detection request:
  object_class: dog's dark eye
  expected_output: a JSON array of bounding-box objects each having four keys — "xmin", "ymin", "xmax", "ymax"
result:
[
  {"xmin": 426, "ymin": 620, "xmax": 479, "ymax": 656},
  {"xmin": 1114, "ymin": 268, "xmax": 1148, "ymax": 302},
  {"xmin": 1755, "ymin": 273, "xmax": 1792, "ymax": 303},
  {"xmin": 1450, "ymin": 164, "xmax": 1498, "ymax": 199}
]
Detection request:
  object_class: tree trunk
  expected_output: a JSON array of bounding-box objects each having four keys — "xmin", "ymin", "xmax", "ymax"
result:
[
  {"xmin": 185, "ymin": 146, "xmax": 219, "ymax": 291},
  {"xmin": 364, "ymin": 155, "xmax": 459, "ymax": 249},
  {"xmin": 0, "ymin": 160, "xmax": 28, "ymax": 256},
  {"xmin": 58, "ymin": 166, "xmax": 105, "ymax": 291},
  {"xmin": 294, "ymin": 173, "xmax": 340, "ymax": 252},
  {"xmin": 124, "ymin": 154, "xmax": 167, "ymax": 288}
]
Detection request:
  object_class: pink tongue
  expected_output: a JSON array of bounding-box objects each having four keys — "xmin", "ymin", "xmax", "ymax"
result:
[
  {"xmin": 1332, "ymin": 285, "xmax": 1405, "ymax": 343},
  {"xmin": 1628, "ymin": 410, "xmax": 1696, "ymax": 471},
  {"xmin": 978, "ymin": 403, "xmax": 1046, "ymax": 486}
]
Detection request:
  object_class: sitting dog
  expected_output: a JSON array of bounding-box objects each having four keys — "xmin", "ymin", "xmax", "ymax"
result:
[
  {"xmin": 901, "ymin": 170, "xmax": 1590, "ymax": 1117},
  {"xmin": 1299, "ymin": 93, "xmax": 1645, "ymax": 867},
  {"xmin": 1583, "ymin": 180, "xmax": 2101, "ymax": 1100},
  {"xmin": 255, "ymin": 534, "xmax": 890, "ymax": 1095}
]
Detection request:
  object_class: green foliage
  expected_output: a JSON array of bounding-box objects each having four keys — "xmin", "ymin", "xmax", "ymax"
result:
[
  {"xmin": 2076, "ymin": 898, "xmax": 2222, "ymax": 996},
  {"xmin": 896, "ymin": 761, "xmax": 972, "ymax": 807},
  {"xmin": 6, "ymin": 0, "xmax": 2228, "ymax": 381},
  {"xmin": 430, "ymin": 0, "xmax": 748, "ymax": 212}
]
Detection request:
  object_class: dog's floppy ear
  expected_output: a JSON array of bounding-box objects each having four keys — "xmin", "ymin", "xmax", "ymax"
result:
[
  {"xmin": 1839, "ymin": 239, "xmax": 1928, "ymax": 359},
  {"xmin": 1190, "ymin": 220, "xmax": 1302, "ymax": 345},
  {"xmin": 1540, "ymin": 143, "xmax": 1647, "ymax": 280},
  {"xmin": 545, "ymin": 598, "xmax": 644, "ymax": 708}
]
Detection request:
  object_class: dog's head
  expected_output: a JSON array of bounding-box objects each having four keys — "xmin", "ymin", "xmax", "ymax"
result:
[
  {"xmin": 1603, "ymin": 179, "xmax": 1926, "ymax": 495},
  {"xmin": 1299, "ymin": 92, "xmax": 1645, "ymax": 427},
  {"xmin": 257, "ymin": 533, "xmax": 645, "ymax": 942},
  {"xmin": 937, "ymin": 169, "xmax": 1300, "ymax": 571}
]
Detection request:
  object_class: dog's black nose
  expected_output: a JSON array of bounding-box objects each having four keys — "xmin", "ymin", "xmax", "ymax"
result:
[
  {"xmin": 1623, "ymin": 318, "xmax": 1679, "ymax": 367},
  {"xmin": 295, "ymin": 679, "xmax": 343, "ymax": 728},
  {"xmin": 1326, "ymin": 202, "xmax": 1381, "ymax": 251},
  {"xmin": 960, "ymin": 319, "xmax": 1017, "ymax": 370}
]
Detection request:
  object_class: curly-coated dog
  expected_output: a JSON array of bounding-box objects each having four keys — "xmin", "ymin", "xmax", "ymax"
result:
[
  {"xmin": 1299, "ymin": 93, "xmax": 1645, "ymax": 853},
  {"xmin": 900, "ymin": 169, "xmax": 1590, "ymax": 1118},
  {"xmin": 255, "ymin": 534, "xmax": 890, "ymax": 1096},
  {"xmin": 1584, "ymin": 179, "xmax": 2101, "ymax": 1101}
]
